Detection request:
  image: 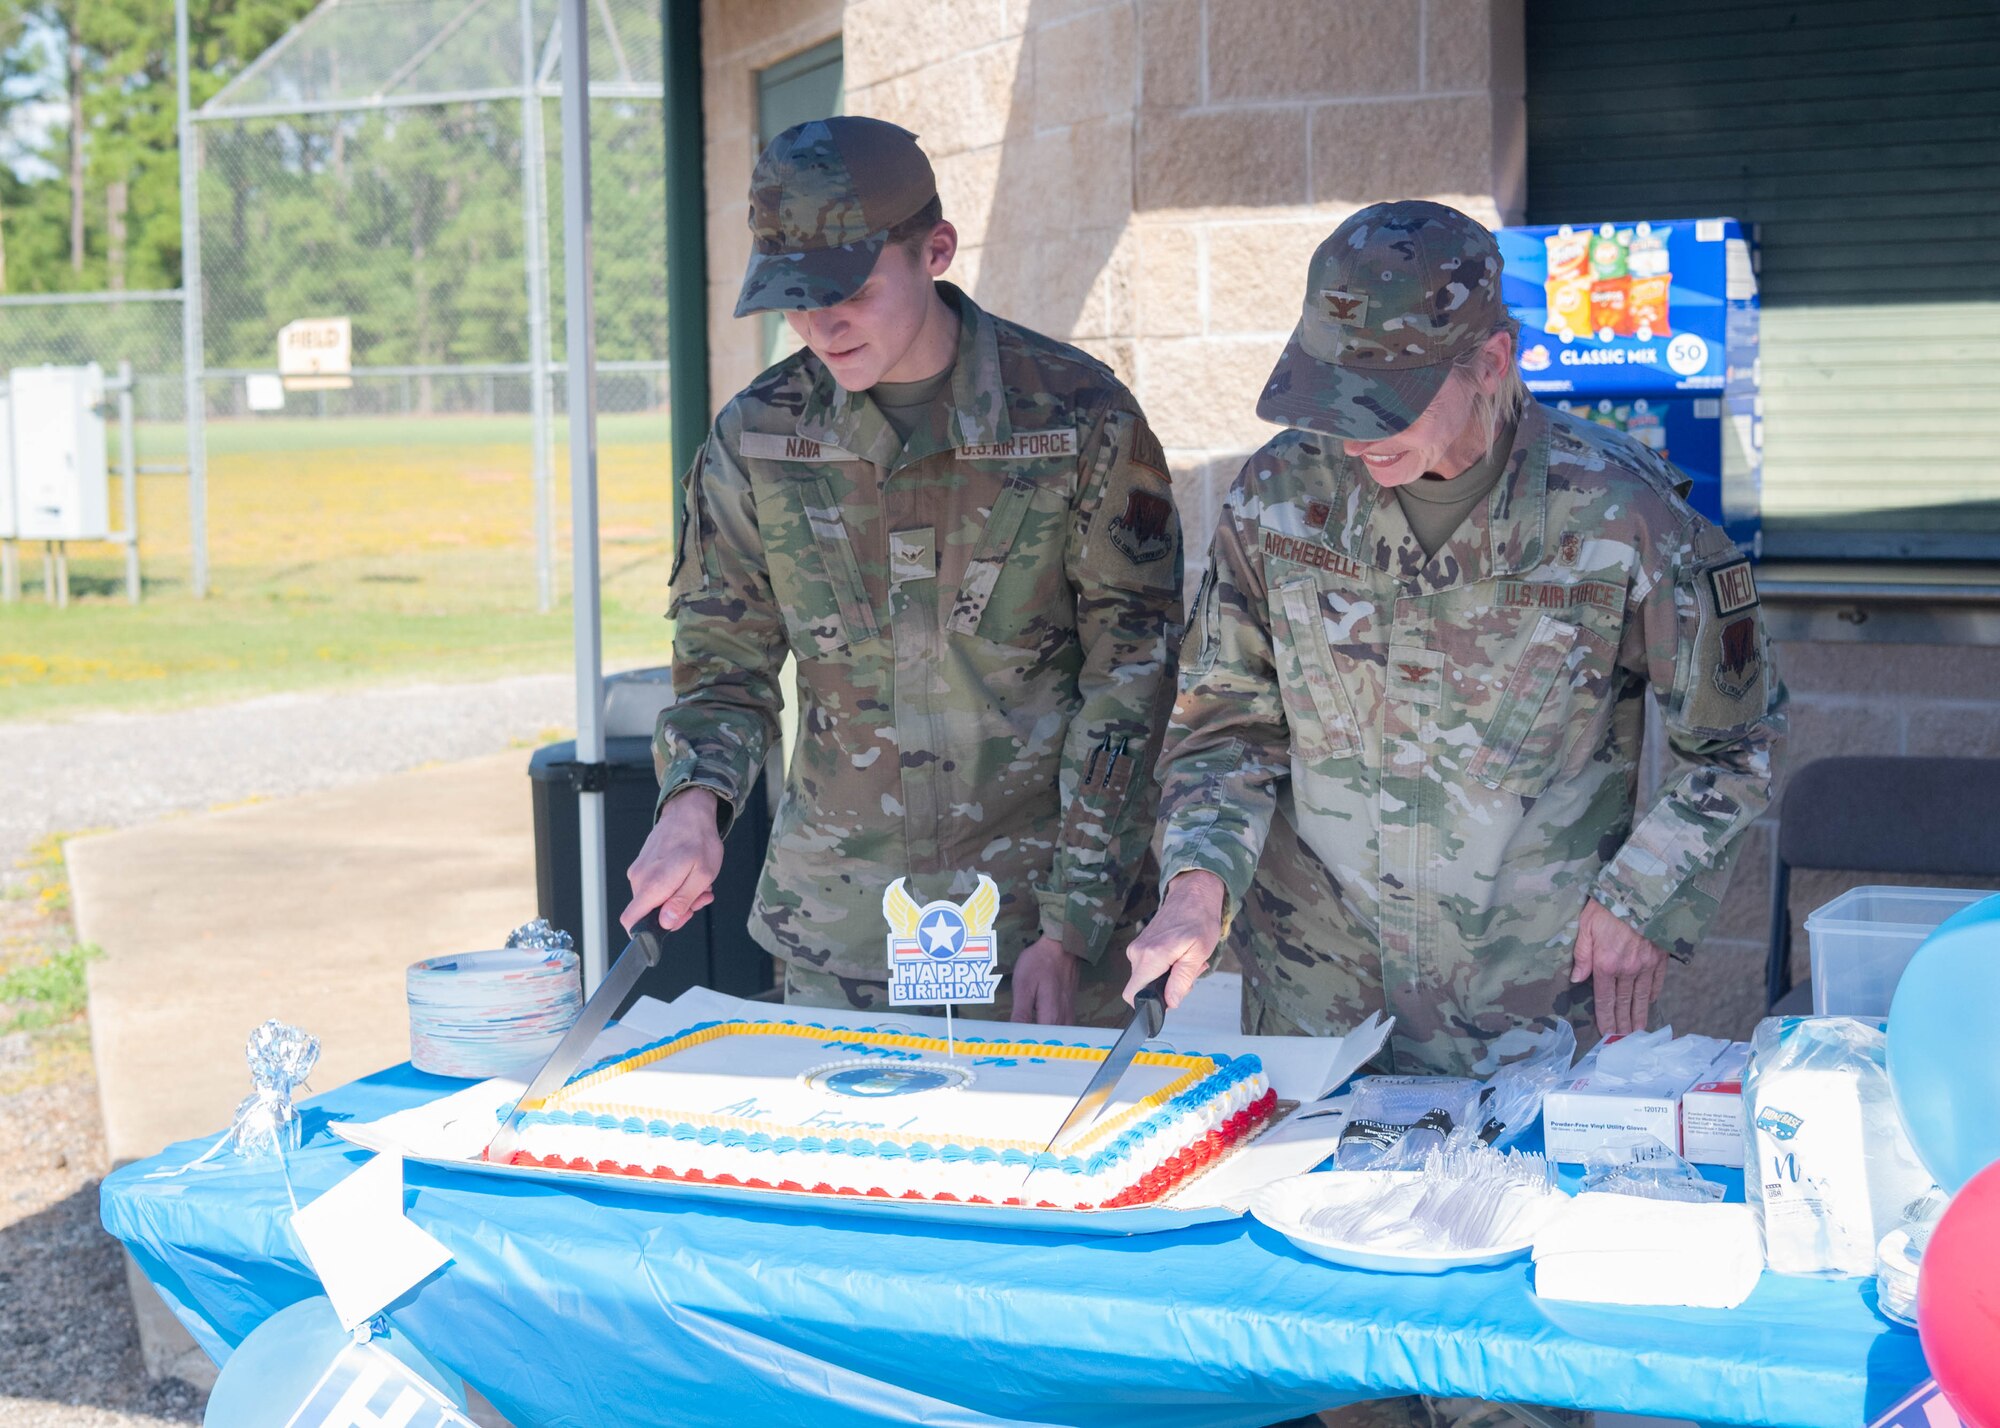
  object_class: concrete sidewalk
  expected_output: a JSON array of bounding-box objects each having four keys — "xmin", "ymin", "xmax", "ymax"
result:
[
  {"xmin": 70, "ymin": 750, "xmax": 539, "ymax": 1164},
  {"xmin": 68, "ymin": 750, "xmax": 539, "ymax": 1408}
]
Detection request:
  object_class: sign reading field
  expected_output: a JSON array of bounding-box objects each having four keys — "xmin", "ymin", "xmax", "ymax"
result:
[{"xmin": 278, "ymin": 317, "xmax": 353, "ymax": 391}]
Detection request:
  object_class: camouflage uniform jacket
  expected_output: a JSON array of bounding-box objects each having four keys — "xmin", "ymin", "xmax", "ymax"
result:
[
  {"xmin": 660, "ymin": 284, "xmax": 1183, "ymax": 979},
  {"xmin": 1157, "ymin": 401, "xmax": 1785, "ymax": 1061}
]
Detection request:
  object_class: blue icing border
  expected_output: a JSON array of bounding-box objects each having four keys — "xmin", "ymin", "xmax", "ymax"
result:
[{"xmin": 522, "ymin": 1023, "xmax": 1265, "ymax": 1178}]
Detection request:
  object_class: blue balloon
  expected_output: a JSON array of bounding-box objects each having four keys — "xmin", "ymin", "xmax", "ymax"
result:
[
  {"xmin": 1888, "ymin": 892, "xmax": 2000, "ymax": 1193},
  {"xmin": 205, "ymin": 1295, "xmax": 465, "ymax": 1427}
]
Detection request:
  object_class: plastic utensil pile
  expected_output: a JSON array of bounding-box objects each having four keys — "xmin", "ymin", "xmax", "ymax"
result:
[{"xmin": 1302, "ymin": 1146, "xmax": 1558, "ymax": 1252}]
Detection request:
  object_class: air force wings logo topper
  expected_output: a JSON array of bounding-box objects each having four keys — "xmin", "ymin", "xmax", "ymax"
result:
[{"xmin": 883, "ymin": 876, "xmax": 1003, "ymax": 1006}]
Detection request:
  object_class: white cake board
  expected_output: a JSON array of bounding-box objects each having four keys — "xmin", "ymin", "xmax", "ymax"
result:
[{"xmin": 333, "ymin": 989, "xmax": 1390, "ymax": 1236}]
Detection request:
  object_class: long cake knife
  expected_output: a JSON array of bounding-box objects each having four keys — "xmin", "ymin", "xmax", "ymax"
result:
[
  {"xmin": 1040, "ymin": 971, "xmax": 1168, "ymax": 1156},
  {"xmin": 483, "ymin": 910, "xmax": 666, "ymax": 1165}
]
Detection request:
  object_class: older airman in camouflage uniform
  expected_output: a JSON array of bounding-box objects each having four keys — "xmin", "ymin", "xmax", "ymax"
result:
[
  {"xmin": 644, "ymin": 118, "xmax": 1182, "ymax": 1023},
  {"xmin": 1135, "ymin": 201, "xmax": 1785, "ymax": 1077}
]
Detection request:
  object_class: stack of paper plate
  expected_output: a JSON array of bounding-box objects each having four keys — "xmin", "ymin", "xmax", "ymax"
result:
[{"xmin": 407, "ymin": 946, "xmax": 582, "ymax": 1079}]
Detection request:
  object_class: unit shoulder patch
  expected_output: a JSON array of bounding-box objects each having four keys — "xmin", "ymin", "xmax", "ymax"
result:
[
  {"xmin": 1710, "ymin": 614, "xmax": 1762, "ymax": 702},
  {"xmin": 1108, "ymin": 486, "xmax": 1175, "ymax": 566}
]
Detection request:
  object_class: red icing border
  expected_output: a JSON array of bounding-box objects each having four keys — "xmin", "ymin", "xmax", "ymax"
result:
[{"xmin": 491, "ymin": 1087, "xmax": 1281, "ymax": 1212}]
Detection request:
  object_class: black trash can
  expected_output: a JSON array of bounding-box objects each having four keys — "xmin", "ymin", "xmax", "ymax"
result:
[{"xmin": 528, "ymin": 736, "xmax": 774, "ymax": 1004}]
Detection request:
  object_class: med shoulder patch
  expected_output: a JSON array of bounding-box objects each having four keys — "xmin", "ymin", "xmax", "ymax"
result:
[
  {"xmin": 1708, "ymin": 558, "xmax": 1758, "ymax": 616},
  {"xmin": 1685, "ymin": 555, "xmax": 1768, "ymax": 730},
  {"xmin": 1129, "ymin": 419, "xmax": 1171, "ymax": 486}
]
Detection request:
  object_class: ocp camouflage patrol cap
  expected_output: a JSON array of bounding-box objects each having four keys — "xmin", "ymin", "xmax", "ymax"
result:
[
  {"xmin": 734, "ymin": 117, "xmax": 938, "ymax": 317},
  {"xmin": 1257, "ymin": 200, "xmax": 1506, "ymax": 441}
]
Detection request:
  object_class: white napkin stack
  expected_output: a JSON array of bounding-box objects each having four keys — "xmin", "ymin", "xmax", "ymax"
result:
[{"xmin": 1532, "ymin": 1192, "xmax": 1763, "ymax": 1309}]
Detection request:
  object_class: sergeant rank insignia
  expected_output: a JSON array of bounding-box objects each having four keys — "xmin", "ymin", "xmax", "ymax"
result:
[{"xmin": 882, "ymin": 876, "xmax": 1003, "ymax": 1007}]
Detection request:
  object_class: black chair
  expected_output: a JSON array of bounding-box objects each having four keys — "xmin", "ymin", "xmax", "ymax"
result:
[{"xmin": 1766, "ymin": 756, "xmax": 2000, "ymax": 1013}]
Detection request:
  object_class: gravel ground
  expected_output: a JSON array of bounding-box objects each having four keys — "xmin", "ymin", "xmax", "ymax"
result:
[
  {"xmin": 0, "ymin": 1037, "xmax": 205, "ymax": 1428},
  {"xmin": 0, "ymin": 672, "xmax": 579, "ymax": 868},
  {"xmin": 1, "ymin": 673, "xmax": 591, "ymax": 1425}
]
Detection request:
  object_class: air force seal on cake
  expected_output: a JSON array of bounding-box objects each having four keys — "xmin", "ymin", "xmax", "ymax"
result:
[{"xmin": 882, "ymin": 876, "xmax": 1004, "ymax": 1007}]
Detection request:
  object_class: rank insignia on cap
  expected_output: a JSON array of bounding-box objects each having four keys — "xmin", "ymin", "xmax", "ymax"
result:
[
  {"xmin": 1320, "ymin": 289, "xmax": 1370, "ymax": 325},
  {"xmin": 1708, "ymin": 558, "xmax": 1759, "ymax": 616}
]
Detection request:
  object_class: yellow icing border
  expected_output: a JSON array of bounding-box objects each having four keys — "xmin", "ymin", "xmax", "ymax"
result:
[{"xmin": 536, "ymin": 1020, "xmax": 1217, "ymax": 1156}]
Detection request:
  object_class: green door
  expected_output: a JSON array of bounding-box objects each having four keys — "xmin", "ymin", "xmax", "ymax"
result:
[{"xmin": 757, "ymin": 39, "xmax": 844, "ymax": 370}]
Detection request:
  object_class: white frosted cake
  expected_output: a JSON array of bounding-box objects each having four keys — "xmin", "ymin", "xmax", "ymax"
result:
[{"xmin": 490, "ymin": 1017, "xmax": 1276, "ymax": 1209}]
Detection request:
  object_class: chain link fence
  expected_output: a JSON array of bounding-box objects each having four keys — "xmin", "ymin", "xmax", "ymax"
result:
[
  {"xmin": 0, "ymin": 0, "xmax": 669, "ymax": 612},
  {"xmin": 183, "ymin": 0, "xmax": 670, "ymax": 608},
  {"xmin": 0, "ymin": 291, "xmax": 186, "ymax": 421}
]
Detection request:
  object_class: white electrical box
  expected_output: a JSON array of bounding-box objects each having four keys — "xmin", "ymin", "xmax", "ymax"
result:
[
  {"xmin": 0, "ymin": 386, "xmax": 15, "ymax": 539},
  {"xmin": 9, "ymin": 365, "xmax": 109, "ymax": 540}
]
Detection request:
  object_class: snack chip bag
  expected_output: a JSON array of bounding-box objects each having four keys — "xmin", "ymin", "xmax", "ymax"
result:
[
  {"xmin": 1545, "ymin": 276, "xmax": 1594, "ymax": 336},
  {"xmin": 1627, "ymin": 273, "xmax": 1672, "ymax": 337},
  {"xmin": 1545, "ymin": 227, "xmax": 1591, "ymax": 282},
  {"xmin": 1624, "ymin": 400, "xmax": 1667, "ymax": 452},
  {"xmin": 1587, "ymin": 228, "xmax": 1630, "ymax": 280},
  {"xmin": 1589, "ymin": 276, "xmax": 1633, "ymax": 337},
  {"xmin": 1627, "ymin": 227, "xmax": 1671, "ymax": 279}
]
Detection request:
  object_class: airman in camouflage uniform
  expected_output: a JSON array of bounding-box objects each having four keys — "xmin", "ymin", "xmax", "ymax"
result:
[
  {"xmin": 650, "ymin": 118, "xmax": 1182, "ymax": 1023},
  {"xmin": 1142, "ymin": 201, "xmax": 1785, "ymax": 1075}
]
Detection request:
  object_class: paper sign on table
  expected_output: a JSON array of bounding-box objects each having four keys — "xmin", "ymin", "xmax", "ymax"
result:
[
  {"xmin": 1867, "ymin": 1380, "xmax": 1962, "ymax": 1428},
  {"xmin": 282, "ymin": 1341, "xmax": 477, "ymax": 1428},
  {"xmin": 290, "ymin": 1153, "xmax": 453, "ymax": 1332}
]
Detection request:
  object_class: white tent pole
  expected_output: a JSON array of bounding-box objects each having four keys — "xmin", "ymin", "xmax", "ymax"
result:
[
  {"xmin": 558, "ymin": 0, "xmax": 608, "ymax": 989},
  {"xmin": 174, "ymin": 0, "xmax": 208, "ymax": 599},
  {"xmin": 519, "ymin": 0, "xmax": 553, "ymax": 614}
]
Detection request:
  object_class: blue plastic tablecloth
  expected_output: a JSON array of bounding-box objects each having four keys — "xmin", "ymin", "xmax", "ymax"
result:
[{"xmin": 100, "ymin": 1064, "xmax": 1927, "ymax": 1428}]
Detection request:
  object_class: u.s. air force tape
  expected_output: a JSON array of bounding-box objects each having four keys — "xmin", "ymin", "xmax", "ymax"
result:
[{"xmin": 956, "ymin": 429, "xmax": 1077, "ymax": 460}]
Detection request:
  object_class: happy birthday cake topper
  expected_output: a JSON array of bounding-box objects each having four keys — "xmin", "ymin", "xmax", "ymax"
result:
[{"xmin": 883, "ymin": 875, "xmax": 1003, "ymax": 1007}]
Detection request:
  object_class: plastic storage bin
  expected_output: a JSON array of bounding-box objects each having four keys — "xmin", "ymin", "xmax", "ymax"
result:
[{"xmin": 1805, "ymin": 886, "xmax": 1992, "ymax": 1019}]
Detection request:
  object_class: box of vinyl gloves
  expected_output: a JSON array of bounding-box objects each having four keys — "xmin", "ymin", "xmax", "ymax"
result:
[
  {"xmin": 1679, "ymin": 1041, "xmax": 1753, "ymax": 1168},
  {"xmin": 1543, "ymin": 1029, "xmax": 1731, "ymax": 1164}
]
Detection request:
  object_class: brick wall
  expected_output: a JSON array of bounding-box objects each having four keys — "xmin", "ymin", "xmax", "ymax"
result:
[
  {"xmin": 711, "ymin": 0, "xmax": 1527, "ymax": 558},
  {"xmin": 1650, "ymin": 637, "xmax": 2000, "ymax": 1041},
  {"xmin": 701, "ymin": 0, "xmax": 846, "ymax": 406},
  {"xmin": 699, "ymin": 4, "xmax": 1999, "ymax": 1046}
]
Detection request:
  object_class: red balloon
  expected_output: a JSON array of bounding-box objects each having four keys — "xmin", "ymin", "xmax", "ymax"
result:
[{"xmin": 1920, "ymin": 1161, "xmax": 2000, "ymax": 1428}]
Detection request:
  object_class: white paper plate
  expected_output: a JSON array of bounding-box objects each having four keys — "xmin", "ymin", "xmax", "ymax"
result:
[
  {"xmin": 407, "ymin": 946, "xmax": 581, "ymax": 1080},
  {"xmin": 1248, "ymin": 1170, "xmax": 1564, "ymax": 1274}
]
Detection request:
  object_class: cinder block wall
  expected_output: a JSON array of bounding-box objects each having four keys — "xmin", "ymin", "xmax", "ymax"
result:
[
  {"xmin": 702, "ymin": 0, "xmax": 848, "ymax": 405},
  {"xmin": 710, "ymin": 0, "xmax": 1528, "ymax": 564},
  {"xmin": 701, "ymin": 3, "xmax": 1993, "ymax": 1046},
  {"xmin": 1653, "ymin": 637, "xmax": 2000, "ymax": 1041}
]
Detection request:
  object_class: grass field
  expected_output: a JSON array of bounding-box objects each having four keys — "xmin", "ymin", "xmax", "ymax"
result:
[{"xmin": 0, "ymin": 411, "xmax": 679, "ymax": 720}]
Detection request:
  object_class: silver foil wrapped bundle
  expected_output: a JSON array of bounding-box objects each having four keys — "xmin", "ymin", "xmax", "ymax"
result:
[{"xmin": 226, "ymin": 1019, "xmax": 321, "ymax": 1158}]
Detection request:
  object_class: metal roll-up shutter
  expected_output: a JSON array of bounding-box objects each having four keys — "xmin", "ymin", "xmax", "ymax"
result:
[{"xmin": 1524, "ymin": 0, "xmax": 2000, "ymax": 559}]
